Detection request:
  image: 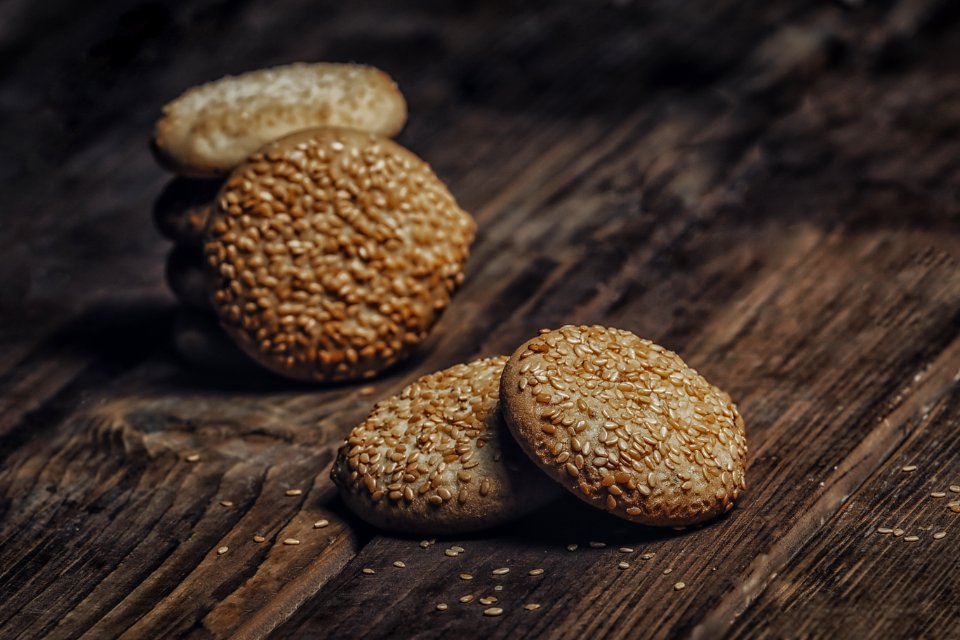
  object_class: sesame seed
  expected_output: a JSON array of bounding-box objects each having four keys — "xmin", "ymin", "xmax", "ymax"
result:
[
  {"xmin": 445, "ymin": 549, "xmax": 460, "ymax": 557},
  {"xmin": 185, "ymin": 453, "xmax": 201, "ymax": 462},
  {"xmin": 283, "ymin": 538, "xmax": 300, "ymax": 545},
  {"xmin": 479, "ymin": 596, "xmax": 498, "ymax": 605},
  {"xmin": 459, "ymin": 595, "xmax": 475, "ymax": 603},
  {"xmin": 641, "ymin": 552, "xmax": 656, "ymax": 560},
  {"xmin": 217, "ymin": 546, "xmax": 229, "ymax": 555},
  {"xmin": 253, "ymin": 535, "xmax": 266, "ymax": 543},
  {"xmin": 893, "ymin": 528, "xmax": 905, "ymax": 537},
  {"xmin": 436, "ymin": 603, "xmax": 448, "ymax": 611},
  {"xmin": 674, "ymin": 581, "xmax": 686, "ymax": 591},
  {"xmin": 524, "ymin": 604, "xmax": 541, "ymax": 611},
  {"xmin": 492, "ymin": 568, "xmax": 510, "ymax": 575},
  {"xmin": 393, "ymin": 561, "xmax": 406, "ymax": 568},
  {"xmin": 362, "ymin": 568, "xmax": 375, "ymax": 575},
  {"xmin": 359, "ymin": 386, "xmax": 376, "ymax": 396},
  {"xmin": 314, "ymin": 519, "xmax": 330, "ymax": 529},
  {"xmin": 528, "ymin": 568, "xmax": 545, "ymax": 576},
  {"xmin": 567, "ymin": 544, "xmax": 578, "ymax": 551},
  {"xmin": 950, "ymin": 485, "xmax": 960, "ymax": 493},
  {"xmin": 618, "ymin": 562, "xmax": 630, "ymax": 570},
  {"xmin": 901, "ymin": 465, "xmax": 917, "ymax": 472},
  {"xmin": 619, "ymin": 547, "xmax": 634, "ymax": 553},
  {"xmin": 933, "ymin": 531, "xmax": 947, "ymax": 540},
  {"xmin": 589, "ymin": 541, "xmax": 607, "ymax": 549},
  {"xmin": 220, "ymin": 500, "xmax": 234, "ymax": 507},
  {"xmin": 451, "ymin": 546, "xmax": 465, "ymax": 553},
  {"xmin": 419, "ymin": 540, "xmax": 432, "ymax": 549},
  {"xmin": 663, "ymin": 568, "xmax": 673, "ymax": 575},
  {"xmin": 483, "ymin": 607, "xmax": 503, "ymax": 617},
  {"xmin": 876, "ymin": 527, "xmax": 894, "ymax": 534},
  {"xmin": 460, "ymin": 573, "xmax": 473, "ymax": 580},
  {"xmin": 948, "ymin": 502, "xmax": 960, "ymax": 513},
  {"xmin": 931, "ymin": 492, "xmax": 947, "ymax": 498},
  {"xmin": 494, "ymin": 585, "xmax": 503, "ymax": 592},
  {"xmin": 903, "ymin": 535, "xmax": 920, "ymax": 542},
  {"xmin": 285, "ymin": 489, "xmax": 303, "ymax": 496}
]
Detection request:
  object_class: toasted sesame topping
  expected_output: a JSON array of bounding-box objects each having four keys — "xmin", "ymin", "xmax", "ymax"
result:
[
  {"xmin": 483, "ymin": 607, "xmax": 503, "ymax": 617},
  {"xmin": 220, "ymin": 500, "xmax": 234, "ymax": 507},
  {"xmin": 492, "ymin": 568, "xmax": 510, "ymax": 576},
  {"xmin": 185, "ymin": 453, "xmax": 201, "ymax": 462},
  {"xmin": 362, "ymin": 568, "xmax": 375, "ymax": 575},
  {"xmin": 206, "ymin": 129, "xmax": 476, "ymax": 382},
  {"xmin": 502, "ymin": 325, "xmax": 747, "ymax": 526},
  {"xmin": 283, "ymin": 538, "xmax": 300, "ymax": 546},
  {"xmin": 901, "ymin": 465, "xmax": 918, "ymax": 472},
  {"xmin": 933, "ymin": 531, "xmax": 947, "ymax": 540},
  {"xmin": 332, "ymin": 356, "xmax": 557, "ymax": 534},
  {"xmin": 459, "ymin": 595, "xmax": 475, "ymax": 603},
  {"xmin": 436, "ymin": 603, "xmax": 448, "ymax": 611},
  {"xmin": 253, "ymin": 535, "xmax": 266, "ymax": 543},
  {"xmin": 285, "ymin": 489, "xmax": 303, "ymax": 497},
  {"xmin": 393, "ymin": 561, "xmax": 406, "ymax": 568},
  {"xmin": 674, "ymin": 581, "xmax": 686, "ymax": 591},
  {"xmin": 524, "ymin": 604, "xmax": 541, "ymax": 611},
  {"xmin": 314, "ymin": 519, "xmax": 330, "ymax": 529},
  {"xmin": 528, "ymin": 568, "xmax": 545, "ymax": 576}
]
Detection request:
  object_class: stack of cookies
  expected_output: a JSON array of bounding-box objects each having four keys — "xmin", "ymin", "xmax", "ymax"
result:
[
  {"xmin": 150, "ymin": 63, "xmax": 476, "ymax": 380},
  {"xmin": 332, "ymin": 325, "xmax": 747, "ymax": 534}
]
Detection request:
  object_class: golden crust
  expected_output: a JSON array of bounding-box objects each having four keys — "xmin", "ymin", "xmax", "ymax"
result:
[
  {"xmin": 153, "ymin": 62, "xmax": 407, "ymax": 178},
  {"xmin": 500, "ymin": 325, "xmax": 747, "ymax": 526},
  {"xmin": 204, "ymin": 127, "xmax": 475, "ymax": 382},
  {"xmin": 331, "ymin": 356, "xmax": 559, "ymax": 534}
]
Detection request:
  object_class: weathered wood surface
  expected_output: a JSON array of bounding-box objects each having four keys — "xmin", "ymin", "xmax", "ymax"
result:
[{"xmin": 1, "ymin": 1, "xmax": 959, "ymax": 639}]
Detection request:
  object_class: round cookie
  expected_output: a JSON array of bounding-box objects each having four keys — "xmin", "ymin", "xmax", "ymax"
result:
[
  {"xmin": 500, "ymin": 325, "xmax": 747, "ymax": 526},
  {"xmin": 204, "ymin": 127, "xmax": 476, "ymax": 382},
  {"xmin": 331, "ymin": 356, "xmax": 560, "ymax": 534},
  {"xmin": 153, "ymin": 62, "xmax": 407, "ymax": 178},
  {"xmin": 153, "ymin": 178, "xmax": 221, "ymax": 245}
]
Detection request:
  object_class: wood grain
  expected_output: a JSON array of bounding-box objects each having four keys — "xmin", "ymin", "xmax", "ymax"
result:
[{"xmin": 1, "ymin": 0, "xmax": 959, "ymax": 638}]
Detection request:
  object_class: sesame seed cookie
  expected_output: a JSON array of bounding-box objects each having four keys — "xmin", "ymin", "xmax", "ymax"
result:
[
  {"xmin": 500, "ymin": 325, "xmax": 747, "ymax": 526},
  {"xmin": 153, "ymin": 178, "xmax": 220, "ymax": 245},
  {"xmin": 331, "ymin": 356, "xmax": 560, "ymax": 534},
  {"xmin": 204, "ymin": 127, "xmax": 476, "ymax": 382},
  {"xmin": 153, "ymin": 62, "xmax": 407, "ymax": 178}
]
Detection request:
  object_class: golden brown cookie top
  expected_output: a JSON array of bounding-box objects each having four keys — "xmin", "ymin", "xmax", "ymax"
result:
[
  {"xmin": 204, "ymin": 127, "xmax": 476, "ymax": 382},
  {"xmin": 332, "ymin": 356, "xmax": 559, "ymax": 534},
  {"xmin": 500, "ymin": 325, "xmax": 747, "ymax": 526}
]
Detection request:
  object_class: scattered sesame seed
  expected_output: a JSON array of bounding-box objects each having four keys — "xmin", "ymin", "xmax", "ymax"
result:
[
  {"xmin": 674, "ymin": 581, "xmax": 686, "ymax": 591},
  {"xmin": 445, "ymin": 549, "xmax": 460, "ymax": 557},
  {"xmin": 459, "ymin": 595, "xmax": 475, "ymax": 603},
  {"xmin": 619, "ymin": 547, "xmax": 634, "ymax": 553},
  {"xmin": 528, "ymin": 568, "xmax": 545, "ymax": 576},
  {"xmin": 567, "ymin": 544, "xmax": 578, "ymax": 551},
  {"xmin": 933, "ymin": 531, "xmax": 947, "ymax": 540},
  {"xmin": 663, "ymin": 568, "xmax": 673, "ymax": 575},
  {"xmin": 217, "ymin": 546, "xmax": 228, "ymax": 555},
  {"xmin": 893, "ymin": 528, "xmax": 905, "ymax": 537},
  {"xmin": 185, "ymin": 454, "xmax": 201, "ymax": 463},
  {"xmin": 450, "ymin": 546, "xmax": 465, "ymax": 553},
  {"xmin": 494, "ymin": 585, "xmax": 503, "ymax": 592},
  {"xmin": 419, "ymin": 540, "xmax": 432, "ymax": 549},
  {"xmin": 253, "ymin": 535, "xmax": 266, "ymax": 543},
  {"xmin": 220, "ymin": 500, "xmax": 234, "ymax": 507},
  {"xmin": 524, "ymin": 604, "xmax": 541, "ymax": 611},
  {"xmin": 903, "ymin": 535, "xmax": 920, "ymax": 542},
  {"xmin": 483, "ymin": 607, "xmax": 503, "ymax": 617},
  {"xmin": 460, "ymin": 573, "xmax": 473, "ymax": 581},
  {"xmin": 436, "ymin": 603, "xmax": 448, "ymax": 611},
  {"xmin": 359, "ymin": 386, "xmax": 376, "ymax": 396},
  {"xmin": 393, "ymin": 561, "xmax": 406, "ymax": 568},
  {"xmin": 479, "ymin": 596, "xmax": 498, "ymax": 605},
  {"xmin": 948, "ymin": 502, "xmax": 960, "ymax": 513},
  {"xmin": 492, "ymin": 568, "xmax": 510, "ymax": 576},
  {"xmin": 618, "ymin": 562, "xmax": 630, "ymax": 570},
  {"xmin": 641, "ymin": 552, "xmax": 656, "ymax": 560},
  {"xmin": 313, "ymin": 519, "xmax": 330, "ymax": 529},
  {"xmin": 901, "ymin": 465, "xmax": 917, "ymax": 472},
  {"xmin": 285, "ymin": 489, "xmax": 303, "ymax": 496},
  {"xmin": 876, "ymin": 527, "xmax": 894, "ymax": 534},
  {"xmin": 283, "ymin": 538, "xmax": 300, "ymax": 546},
  {"xmin": 362, "ymin": 568, "xmax": 375, "ymax": 575},
  {"xmin": 931, "ymin": 492, "xmax": 947, "ymax": 498},
  {"xmin": 950, "ymin": 485, "xmax": 960, "ymax": 493},
  {"xmin": 589, "ymin": 541, "xmax": 607, "ymax": 548}
]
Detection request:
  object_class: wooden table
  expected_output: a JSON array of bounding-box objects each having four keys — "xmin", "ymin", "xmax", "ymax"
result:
[{"xmin": 2, "ymin": 1, "xmax": 959, "ymax": 638}]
